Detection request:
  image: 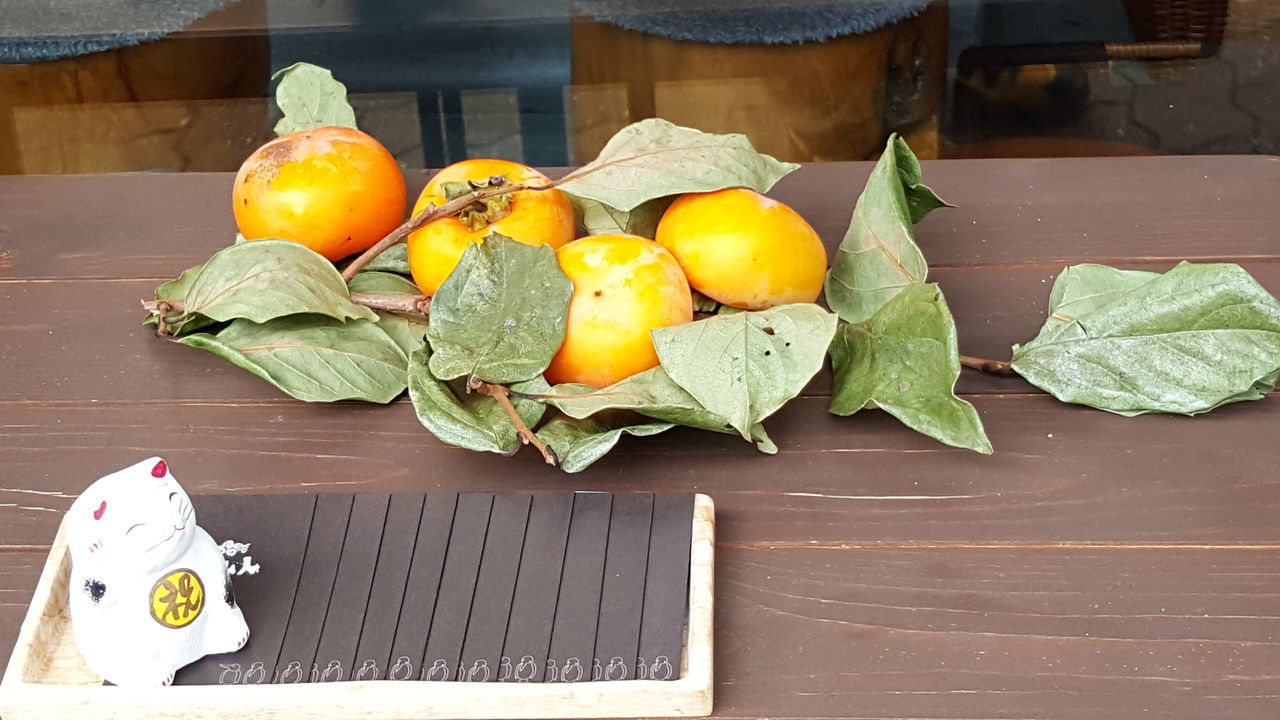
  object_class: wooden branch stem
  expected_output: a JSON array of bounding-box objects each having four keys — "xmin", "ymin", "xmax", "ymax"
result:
[
  {"xmin": 470, "ymin": 378, "xmax": 558, "ymax": 467},
  {"xmin": 141, "ymin": 292, "xmax": 431, "ymax": 334},
  {"xmin": 959, "ymin": 354, "xmax": 1017, "ymax": 376}
]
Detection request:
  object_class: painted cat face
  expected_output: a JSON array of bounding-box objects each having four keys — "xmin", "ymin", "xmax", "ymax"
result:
[{"xmin": 68, "ymin": 457, "xmax": 197, "ymax": 572}]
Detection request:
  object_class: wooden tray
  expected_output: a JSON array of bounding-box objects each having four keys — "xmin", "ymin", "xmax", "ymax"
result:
[{"xmin": 0, "ymin": 495, "xmax": 715, "ymax": 720}]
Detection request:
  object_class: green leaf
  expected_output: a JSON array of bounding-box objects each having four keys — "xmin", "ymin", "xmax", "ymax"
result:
[
  {"xmin": 427, "ymin": 233, "xmax": 572, "ymax": 384},
  {"xmin": 1012, "ymin": 261, "xmax": 1280, "ymax": 416},
  {"xmin": 359, "ymin": 243, "xmax": 411, "ymax": 276},
  {"xmin": 825, "ymin": 135, "xmax": 948, "ymax": 324},
  {"xmin": 1021, "ymin": 264, "xmax": 1160, "ymax": 346},
  {"xmin": 829, "ymin": 283, "xmax": 992, "ymax": 454},
  {"xmin": 347, "ymin": 272, "xmax": 429, "ymax": 358},
  {"xmin": 346, "ymin": 270, "xmax": 419, "ymax": 295},
  {"xmin": 183, "ymin": 240, "xmax": 376, "ymax": 325},
  {"xmin": 272, "ymin": 62, "xmax": 357, "ymax": 136},
  {"xmin": 146, "ymin": 262, "xmax": 217, "ymax": 335},
  {"xmin": 535, "ymin": 366, "xmax": 775, "ymax": 452},
  {"xmin": 558, "ymin": 118, "xmax": 798, "ymax": 212},
  {"xmin": 652, "ymin": 303, "xmax": 838, "ymax": 441},
  {"xmin": 408, "ymin": 345, "xmax": 548, "ymax": 454},
  {"xmin": 569, "ymin": 195, "xmax": 672, "ymax": 238},
  {"xmin": 536, "ymin": 415, "xmax": 674, "ymax": 473},
  {"xmin": 178, "ymin": 316, "xmax": 407, "ymax": 403}
]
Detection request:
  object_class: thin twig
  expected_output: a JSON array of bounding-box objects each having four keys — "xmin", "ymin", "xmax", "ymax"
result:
[
  {"xmin": 141, "ymin": 292, "xmax": 431, "ymax": 321},
  {"xmin": 470, "ymin": 377, "xmax": 558, "ymax": 467},
  {"xmin": 339, "ymin": 182, "xmax": 554, "ymax": 281},
  {"xmin": 348, "ymin": 292, "xmax": 431, "ymax": 315},
  {"xmin": 959, "ymin": 354, "xmax": 1017, "ymax": 376},
  {"xmin": 154, "ymin": 300, "xmax": 174, "ymax": 337}
]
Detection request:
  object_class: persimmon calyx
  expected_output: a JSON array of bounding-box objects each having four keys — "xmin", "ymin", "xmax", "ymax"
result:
[{"xmin": 441, "ymin": 175, "xmax": 515, "ymax": 232}]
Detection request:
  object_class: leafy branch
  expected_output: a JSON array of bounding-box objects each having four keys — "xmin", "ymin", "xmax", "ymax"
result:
[{"xmin": 133, "ymin": 62, "xmax": 1280, "ymax": 475}]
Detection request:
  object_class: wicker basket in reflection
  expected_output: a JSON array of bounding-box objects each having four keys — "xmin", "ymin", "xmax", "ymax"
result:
[{"xmin": 1122, "ymin": 0, "xmax": 1229, "ymax": 49}]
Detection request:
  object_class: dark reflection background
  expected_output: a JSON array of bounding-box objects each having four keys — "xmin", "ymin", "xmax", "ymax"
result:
[{"xmin": 0, "ymin": 0, "xmax": 1274, "ymax": 173}]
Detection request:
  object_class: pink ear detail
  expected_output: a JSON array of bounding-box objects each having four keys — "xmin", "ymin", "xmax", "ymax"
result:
[
  {"xmin": 93, "ymin": 501, "xmax": 106, "ymax": 520},
  {"xmin": 151, "ymin": 460, "xmax": 167, "ymax": 478}
]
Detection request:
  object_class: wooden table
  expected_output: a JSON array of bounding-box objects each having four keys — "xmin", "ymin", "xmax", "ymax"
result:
[{"xmin": 2, "ymin": 156, "xmax": 1279, "ymax": 718}]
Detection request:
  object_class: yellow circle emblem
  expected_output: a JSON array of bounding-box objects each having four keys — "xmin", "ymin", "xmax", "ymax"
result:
[{"xmin": 149, "ymin": 568, "xmax": 205, "ymax": 629}]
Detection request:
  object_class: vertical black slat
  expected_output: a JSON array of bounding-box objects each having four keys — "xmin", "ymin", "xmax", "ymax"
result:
[
  {"xmin": 457, "ymin": 493, "xmax": 531, "ymax": 682},
  {"xmin": 273, "ymin": 493, "xmax": 355, "ymax": 684},
  {"xmin": 498, "ymin": 492, "xmax": 574, "ymax": 682},
  {"xmin": 311, "ymin": 493, "xmax": 391, "ymax": 683},
  {"xmin": 544, "ymin": 492, "xmax": 612, "ymax": 682},
  {"xmin": 592, "ymin": 492, "xmax": 654, "ymax": 681},
  {"xmin": 439, "ymin": 90, "xmax": 467, "ymax": 164},
  {"xmin": 516, "ymin": 85, "xmax": 569, "ymax": 167},
  {"xmin": 349, "ymin": 494, "xmax": 425, "ymax": 681},
  {"xmin": 387, "ymin": 492, "xmax": 457, "ymax": 682},
  {"xmin": 174, "ymin": 494, "xmax": 316, "ymax": 685},
  {"xmin": 636, "ymin": 493, "xmax": 695, "ymax": 681},
  {"xmin": 420, "ymin": 493, "xmax": 493, "ymax": 681}
]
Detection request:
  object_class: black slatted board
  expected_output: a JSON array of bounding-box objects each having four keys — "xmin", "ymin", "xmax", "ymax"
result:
[{"xmin": 176, "ymin": 491, "xmax": 695, "ymax": 686}]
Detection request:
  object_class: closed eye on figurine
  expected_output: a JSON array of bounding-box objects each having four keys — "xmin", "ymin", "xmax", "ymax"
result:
[{"xmin": 125, "ymin": 523, "xmax": 146, "ymax": 536}]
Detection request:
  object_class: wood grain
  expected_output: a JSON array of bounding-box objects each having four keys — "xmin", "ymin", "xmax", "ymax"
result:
[
  {"xmin": 0, "ymin": 395, "xmax": 1276, "ymax": 548},
  {"xmin": 2, "ymin": 159, "xmax": 1279, "ymax": 718},
  {"xmin": 4, "ymin": 157, "xmax": 1280, "ymax": 281},
  {"xmin": 3, "ymin": 545, "xmax": 1279, "ymax": 719}
]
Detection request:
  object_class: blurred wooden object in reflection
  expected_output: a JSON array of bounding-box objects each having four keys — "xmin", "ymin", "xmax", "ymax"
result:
[
  {"xmin": 944, "ymin": 137, "xmax": 1166, "ymax": 158},
  {"xmin": 568, "ymin": 4, "xmax": 946, "ymax": 163},
  {"xmin": 10, "ymin": 93, "xmax": 424, "ymax": 175},
  {"xmin": 0, "ymin": 0, "xmax": 269, "ymax": 174}
]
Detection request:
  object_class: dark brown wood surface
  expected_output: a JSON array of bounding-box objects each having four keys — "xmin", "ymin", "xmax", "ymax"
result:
[{"xmin": 2, "ymin": 156, "xmax": 1280, "ymax": 718}]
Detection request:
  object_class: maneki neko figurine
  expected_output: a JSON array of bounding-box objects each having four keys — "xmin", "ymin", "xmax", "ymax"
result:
[{"xmin": 65, "ymin": 457, "xmax": 248, "ymax": 687}]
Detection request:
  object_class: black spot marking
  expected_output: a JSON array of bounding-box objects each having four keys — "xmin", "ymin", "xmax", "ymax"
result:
[
  {"xmin": 84, "ymin": 579, "xmax": 106, "ymax": 604},
  {"xmin": 762, "ymin": 327, "xmax": 775, "ymax": 335},
  {"xmin": 593, "ymin": 290, "xmax": 603, "ymax": 297},
  {"xmin": 764, "ymin": 351, "xmax": 771, "ymax": 356}
]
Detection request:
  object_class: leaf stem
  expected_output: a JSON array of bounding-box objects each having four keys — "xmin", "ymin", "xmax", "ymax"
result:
[
  {"xmin": 338, "ymin": 180, "xmax": 563, "ymax": 282},
  {"xmin": 469, "ymin": 377, "xmax": 558, "ymax": 467},
  {"xmin": 959, "ymin": 354, "xmax": 1017, "ymax": 376}
]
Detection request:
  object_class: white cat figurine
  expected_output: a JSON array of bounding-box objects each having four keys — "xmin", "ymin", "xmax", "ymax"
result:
[{"xmin": 66, "ymin": 457, "xmax": 249, "ymax": 687}]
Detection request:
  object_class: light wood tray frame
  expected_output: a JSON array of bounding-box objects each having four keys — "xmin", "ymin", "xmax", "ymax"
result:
[{"xmin": 1, "ymin": 494, "xmax": 714, "ymax": 719}]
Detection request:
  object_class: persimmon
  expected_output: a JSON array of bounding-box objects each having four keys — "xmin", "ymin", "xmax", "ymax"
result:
[
  {"xmin": 407, "ymin": 158, "xmax": 575, "ymax": 295},
  {"xmin": 233, "ymin": 126, "xmax": 406, "ymax": 261},
  {"xmin": 545, "ymin": 234, "xmax": 693, "ymax": 388},
  {"xmin": 656, "ymin": 187, "xmax": 827, "ymax": 310}
]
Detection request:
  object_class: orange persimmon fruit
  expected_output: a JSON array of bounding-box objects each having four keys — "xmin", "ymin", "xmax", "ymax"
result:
[
  {"xmin": 406, "ymin": 158, "xmax": 575, "ymax": 295},
  {"xmin": 232, "ymin": 126, "xmax": 406, "ymax": 261},
  {"xmin": 655, "ymin": 187, "xmax": 827, "ymax": 310},
  {"xmin": 545, "ymin": 234, "xmax": 693, "ymax": 389}
]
